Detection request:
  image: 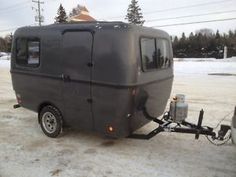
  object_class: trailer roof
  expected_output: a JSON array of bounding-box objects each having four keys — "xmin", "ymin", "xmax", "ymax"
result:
[{"xmin": 14, "ymin": 21, "xmax": 169, "ymax": 37}]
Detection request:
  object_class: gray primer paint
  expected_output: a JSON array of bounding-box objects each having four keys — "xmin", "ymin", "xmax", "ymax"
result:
[{"xmin": 11, "ymin": 22, "xmax": 173, "ymax": 138}]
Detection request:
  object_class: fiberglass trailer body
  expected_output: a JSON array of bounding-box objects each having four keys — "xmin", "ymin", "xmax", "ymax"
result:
[{"xmin": 11, "ymin": 22, "xmax": 173, "ymax": 138}]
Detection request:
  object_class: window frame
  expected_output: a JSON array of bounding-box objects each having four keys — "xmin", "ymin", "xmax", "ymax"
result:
[
  {"xmin": 15, "ymin": 37, "xmax": 41, "ymax": 69},
  {"xmin": 140, "ymin": 36, "xmax": 171, "ymax": 72}
]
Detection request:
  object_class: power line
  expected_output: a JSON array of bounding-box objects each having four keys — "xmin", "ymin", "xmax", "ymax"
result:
[
  {"xmin": 145, "ymin": 0, "xmax": 233, "ymax": 15},
  {"xmin": 2, "ymin": 18, "xmax": 235, "ymax": 33},
  {"xmin": 0, "ymin": 4, "xmax": 30, "ymax": 15},
  {"xmin": 1, "ymin": 17, "xmax": 236, "ymax": 33},
  {"xmin": 151, "ymin": 17, "xmax": 236, "ymax": 28},
  {"xmin": 105, "ymin": 0, "xmax": 233, "ymax": 19},
  {"xmin": 146, "ymin": 9, "xmax": 236, "ymax": 23},
  {"xmin": 0, "ymin": 1, "xmax": 30, "ymax": 11}
]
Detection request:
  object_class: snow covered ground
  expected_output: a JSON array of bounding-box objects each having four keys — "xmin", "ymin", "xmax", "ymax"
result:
[
  {"xmin": 0, "ymin": 59, "xmax": 236, "ymax": 177},
  {"xmin": 0, "ymin": 53, "xmax": 11, "ymax": 61},
  {"xmin": 174, "ymin": 57, "xmax": 236, "ymax": 75},
  {"xmin": 0, "ymin": 60, "xmax": 10, "ymax": 68}
]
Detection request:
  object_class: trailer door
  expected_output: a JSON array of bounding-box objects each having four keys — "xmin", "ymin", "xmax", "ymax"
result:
[{"xmin": 62, "ymin": 31, "xmax": 93, "ymax": 130}]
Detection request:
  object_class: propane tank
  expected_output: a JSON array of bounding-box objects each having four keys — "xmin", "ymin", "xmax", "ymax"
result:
[
  {"xmin": 231, "ymin": 106, "xmax": 236, "ymax": 145},
  {"xmin": 170, "ymin": 94, "xmax": 188, "ymax": 123}
]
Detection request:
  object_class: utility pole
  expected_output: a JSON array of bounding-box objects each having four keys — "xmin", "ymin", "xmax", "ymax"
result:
[{"xmin": 32, "ymin": 0, "xmax": 44, "ymax": 26}]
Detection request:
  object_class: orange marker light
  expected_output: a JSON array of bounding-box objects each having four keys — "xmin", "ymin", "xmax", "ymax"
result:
[{"xmin": 107, "ymin": 126, "xmax": 114, "ymax": 132}]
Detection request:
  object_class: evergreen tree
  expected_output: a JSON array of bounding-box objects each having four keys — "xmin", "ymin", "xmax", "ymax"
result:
[
  {"xmin": 189, "ymin": 32, "xmax": 194, "ymax": 40},
  {"xmin": 228, "ymin": 30, "xmax": 234, "ymax": 38},
  {"xmin": 215, "ymin": 30, "xmax": 220, "ymax": 39},
  {"xmin": 125, "ymin": 0, "xmax": 145, "ymax": 26},
  {"xmin": 173, "ymin": 36, "xmax": 178, "ymax": 44},
  {"xmin": 179, "ymin": 32, "xmax": 186, "ymax": 49},
  {"xmin": 55, "ymin": 4, "xmax": 68, "ymax": 23},
  {"xmin": 180, "ymin": 32, "xmax": 186, "ymax": 41}
]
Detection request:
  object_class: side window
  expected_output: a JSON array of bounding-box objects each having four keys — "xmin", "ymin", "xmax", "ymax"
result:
[
  {"xmin": 141, "ymin": 38, "xmax": 157, "ymax": 70},
  {"xmin": 156, "ymin": 39, "xmax": 170, "ymax": 69},
  {"xmin": 141, "ymin": 37, "xmax": 171, "ymax": 71},
  {"xmin": 16, "ymin": 38, "xmax": 40, "ymax": 67}
]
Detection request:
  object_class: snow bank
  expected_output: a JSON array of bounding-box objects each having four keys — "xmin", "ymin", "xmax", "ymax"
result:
[
  {"xmin": 0, "ymin": 52, "xmax": 11, "ymax": 61},
  {"xmin": 174, "ymin": 58, "xmax": 216, "ymax": 62},
  {"xmin": 0, "ymin": 59, "xmax": 10, "ymax": 68},
  {"xmin": 174, "ymin": 57, "xmax": 236, "ymax": 62},
  {"xmin": 174, "ymin": 58, "xmax": 236, "ymax": 76},
  {"xmin": 0, "ymin": 56, "xmax": 10, "ymax": 60},
  {"xmin": 0, "ymin": 52, "xmax": 11, "ymax": 68},
  {"xmin": 0, "ymin": 52, "xmax": 8, "ymax": 56}
]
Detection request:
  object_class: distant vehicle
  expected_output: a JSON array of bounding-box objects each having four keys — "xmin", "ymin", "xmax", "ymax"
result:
[{"xmin": 11, "ymin": 22, "xmax": 173, "ymax": 138}]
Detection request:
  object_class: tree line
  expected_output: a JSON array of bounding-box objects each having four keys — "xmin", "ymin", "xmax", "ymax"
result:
[{"xmin": 172, "ymin": 29, "xmax": 236, "ymax": 58}]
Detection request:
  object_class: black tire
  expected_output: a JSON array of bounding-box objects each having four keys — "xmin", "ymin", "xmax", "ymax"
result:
[{"xmin": 39, "ymin": 105, "xmax": 63, "ymax": 138}]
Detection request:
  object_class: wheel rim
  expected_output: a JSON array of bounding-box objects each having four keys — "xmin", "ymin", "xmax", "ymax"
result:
[{"xmin": 42, "ymin": 112, "xmax": 57, "ymax": 133}]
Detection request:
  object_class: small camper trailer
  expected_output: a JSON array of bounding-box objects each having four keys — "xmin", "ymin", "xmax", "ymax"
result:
[{"xmin": 11, "ymin": 22, "xmax": 173, "ymax": 138}]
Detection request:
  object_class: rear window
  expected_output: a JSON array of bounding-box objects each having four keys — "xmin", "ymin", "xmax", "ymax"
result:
[
  {"xmin": 16, "ymin": 38, "xmax": 40, "ymax": 67},
  {"xmin": 141, "ymin": 38, "xmax": 157, "ymax": 70},
  {"xmin": 141, "ymin": 37, "xmax": 171, "ymax": 71}
]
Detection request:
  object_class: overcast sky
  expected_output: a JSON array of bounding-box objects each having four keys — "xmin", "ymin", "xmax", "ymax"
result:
[{"xmin": 0, "ymin": 0, "xmax": 236, "ymax": 37}]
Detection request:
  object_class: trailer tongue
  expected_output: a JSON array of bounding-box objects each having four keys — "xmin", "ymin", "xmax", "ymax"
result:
[{"xmin": 129, "ymin": 94, "xmax": 234, "ymax": 146}]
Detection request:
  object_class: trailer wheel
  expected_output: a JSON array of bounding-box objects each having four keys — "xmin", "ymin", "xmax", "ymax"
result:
[{"xmin": 39, "ymin": 105, "xmax": 62, "ymax": 138}]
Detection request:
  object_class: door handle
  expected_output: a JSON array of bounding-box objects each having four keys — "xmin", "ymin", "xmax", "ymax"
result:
[{"xmin": 61, "ymin": 74, "xmax": 71, "ymax": 82}]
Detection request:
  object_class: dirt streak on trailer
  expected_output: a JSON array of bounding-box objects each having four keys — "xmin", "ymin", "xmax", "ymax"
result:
[{"xmin": 11, "ymin": 21, "xmax": 173, "ymax": 138}]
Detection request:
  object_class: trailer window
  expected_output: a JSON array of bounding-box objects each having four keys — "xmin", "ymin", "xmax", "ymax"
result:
[
  {"xmin": 141, "ymin": 38, "xmax": 157, "ymax": 70},
  {"xmin": 141, "ymin": 37, "xmax": 170, "ymax": 71},
  {"xmin": 16, "ymin": 39, "xmax": 40, "ymax": 67}
]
